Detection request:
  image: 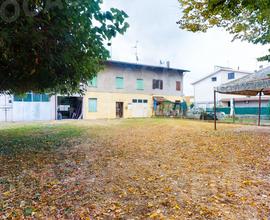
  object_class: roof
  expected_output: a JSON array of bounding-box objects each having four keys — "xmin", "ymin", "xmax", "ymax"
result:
[
  {"xmin": 192, "ymin": 68, "xmax": 253, "ymax": 85},
  {"xmin": 105, "ymin": 60, "xmax": 190, "ymax": 73},
  {"xmin": 216, "ymin": 66, "xmax": 270, "ymax": 96},
  {"xmin": 221, "ymin": 97, "xmax": 270, "ymax": 102}
]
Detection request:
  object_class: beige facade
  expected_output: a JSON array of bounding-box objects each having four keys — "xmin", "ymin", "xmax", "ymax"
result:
[
  {"xmin": 83, "ymin": 91, "xmax": 183, "ymax": 119},
  {"xmin": 83, "ymin": 61, "xmax": 188, "ymax": 119}
]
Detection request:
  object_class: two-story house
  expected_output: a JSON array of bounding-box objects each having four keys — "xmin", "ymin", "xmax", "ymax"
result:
[
  {"xmin": 82, "ymin": 60, "xmax": 189, "ymax": 119},
  {"xmin": 0, "ymin": 60, "xmax": 189, "ymax": 121},
  {"xmin": 192, "ymin": 66, "xmax": 253, "ymax": 109}
]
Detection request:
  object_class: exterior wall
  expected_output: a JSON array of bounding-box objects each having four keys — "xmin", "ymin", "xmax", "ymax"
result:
[
  {"xmin": 0, "ymin": 95, "xmax": 13, "ymax": 122},
  {"xmin": 221, "ymin": 100, "xmax": 270, "ymax": 108},
  {"xmin": 0, "ymin": 94, "xmax": 56, "ymax": 122},
  {"xmin": 193, "ymin": 70, "xmax": 252, "ymax": 109},
  {"xmin": 83, "ymin": 91, "xmax": 183, "ymax": 119},
  {"xmin": 87, "ymin": 66, "xmax": 184, "ymax": 97},
  {"xmin": 83, "ymin": 64, "xmax": 185, "ymax": 119}
]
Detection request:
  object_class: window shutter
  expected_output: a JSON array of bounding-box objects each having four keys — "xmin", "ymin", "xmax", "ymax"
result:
[
  {"xmin": 88, "ymin": 98, "xmax": 97, "ymax": 112},
  {"xmin": 136, "ymin": 79, "xmax": 144, "ymax": 90},
  {"xmin": 160, "ymin": 80, "xmax": 163, "ymax": 90},
  {"xmin": 176, "ymin": 81, "xmax": 181, "ymax": 91},
  {"xmin": 116, "ymin": 77, "xmax": 124, "ymax": 89},
  {"xmin": 153, "ymin": 79, "xmax": 156, "ymax": 89}
]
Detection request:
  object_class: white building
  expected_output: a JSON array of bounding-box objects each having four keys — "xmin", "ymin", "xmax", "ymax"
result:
[
  {"xmin": 0, "ymin": 93, "xmax": 56, "ymax": 122},
  {"xmin": 192, "ymin": 67, "xmax": 253, "ymax": 109}
]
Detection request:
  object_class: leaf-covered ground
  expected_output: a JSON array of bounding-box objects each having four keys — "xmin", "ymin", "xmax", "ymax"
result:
[{"xmin": 0, "ymin": 119, "xmax": 269, "ymax": 219}]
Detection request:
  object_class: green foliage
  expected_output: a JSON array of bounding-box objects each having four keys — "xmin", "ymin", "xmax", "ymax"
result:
[
  {"xmin": 178, "ymin": 0, "xmax": 270, "ymax": 61},
  {"xmin": 0, "ymin": 0, "xmax": 129, "ymax": 94}
]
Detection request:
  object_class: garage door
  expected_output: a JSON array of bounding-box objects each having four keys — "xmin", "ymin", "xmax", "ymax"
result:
[
  {"xmin": 13, "ymin": 93, "xmax": 53, "ymax": 121},
  {"xmin": 132, "ymin": 99, "xmax": 148, "ymax": 118}
]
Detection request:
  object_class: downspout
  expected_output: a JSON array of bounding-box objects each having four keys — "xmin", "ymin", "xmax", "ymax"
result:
[
  {"xmin": 258, "ymin": 90, "xmax": 263, "ymax": 126},
  {"xmin": 214, "ymin": 90, "xmax": 217, "ymax": 130}
]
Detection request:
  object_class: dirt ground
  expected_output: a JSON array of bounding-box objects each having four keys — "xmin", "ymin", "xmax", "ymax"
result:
[{"xmin": 0, "ymin": 119, "xmax": 269, "ymax": 219}]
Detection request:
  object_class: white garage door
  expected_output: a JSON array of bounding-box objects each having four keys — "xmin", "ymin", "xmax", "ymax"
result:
[
  {"xmin": 132, "ymin": 99, "xmax": 148, "ymax": 118},
  {"xmin": 12, "ymin": 93, "xmax": 54, "ymax": 121}
]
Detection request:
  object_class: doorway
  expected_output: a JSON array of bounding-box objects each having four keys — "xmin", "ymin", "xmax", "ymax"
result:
[
  {"xmin": 57, "ymin": 96, "xmax": 83, "ymax": 119},
  {"xmin": 116, "ymin": 102, "xmax": 124, "ymax": 118}
]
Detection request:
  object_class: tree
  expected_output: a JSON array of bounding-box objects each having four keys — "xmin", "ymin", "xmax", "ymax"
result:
[
  {"xmin": 178, "ymin": 0, "xmax": 270, "ymax": 61},
  {"xmin": 0, "ymin": 0, "xmax": 129, "ymax": 94}
]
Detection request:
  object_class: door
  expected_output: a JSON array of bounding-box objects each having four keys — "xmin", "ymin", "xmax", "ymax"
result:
[
  {"xmin": 0, "ymin": 95, "xmax": 13, "ymax": 122},
  {"xmin": 116, "ymin": 102, "xmax": 124, "ymax": 118},
  {"xmin": 132, "ymin": 99, "xmax": 148, "ymax": 118}
]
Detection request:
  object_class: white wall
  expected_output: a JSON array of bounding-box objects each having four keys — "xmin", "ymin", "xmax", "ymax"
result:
[
  {"xmin": 0, "ymin": 95, "xmax": 13, "ymax": 122},
  {"xmin": 12, "ymin": 95, "xmax": 56, "ymax": 122},
  {"xmin": 193, "ymin": 70, "xmax": 251, "ymax": 108},
  {"xmin": 0, "ymin": 94, "xmax": 56, "ymax": 122}
]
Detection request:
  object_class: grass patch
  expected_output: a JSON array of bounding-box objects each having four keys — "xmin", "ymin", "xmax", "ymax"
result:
[{"xmin": 0, "ymin": 124, "xmax": 84, "ymax": 156}]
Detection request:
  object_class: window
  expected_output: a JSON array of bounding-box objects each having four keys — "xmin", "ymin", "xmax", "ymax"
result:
[
  {"xmin": 14, "ymin": 93, "xmax": 50, "ymax": 102},
  {"xmin": 33, "ymin": 93, "xmax": 41, "ymax": 102},
  {"xmin": 176, "ymin": 81, "xmax": 181, "ymax": 91},
  {"xmin": 88, "ymin": 76, "xmax": 97, "ymax": 87},
  {"xmin": 41, "ymin": 94, "xmax": 50, "ymax": 102},
  {"xmin": 228, "ymin": 72, "xmax": 235, "ymax": 80},
  {"xmin": 138, "ymin": 99, "xmax": 143, "ymax": 103},
  {"xmin": 136, "ymin": 79, "xmax": 144, "ymax": 90},
  {"xmin": 211, "ymin": 77, "xmax": 217, "ymax": 82},
  {"xmin": 116, "ymin": 77, "xmax": 124, "ymax": 89},
  {"xmin": 143, "ymin": 100, "xmax": 148, "ymax": 103},
  {"xmin": 24, "ymin": 93, "xmax": 32, "ymax": 102},
  {"xmin": 14, "ymin": 95, "xmax": 23, "ymax": 102},
  {"xmin": 152, "ymin": 79, "xmax": 163, "ymax": 90},
  {"xmin": 132, "ymin": 99, "xmax": 138, "ymax": 103},
  {"xmin": 88, "ymin": 98, "xmax": 97, "ymax": 112}
]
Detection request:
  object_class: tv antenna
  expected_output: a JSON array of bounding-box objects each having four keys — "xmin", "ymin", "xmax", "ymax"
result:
[{"xmin": 133, "ymin": 41, "xmax": 139, "ymax": 62}]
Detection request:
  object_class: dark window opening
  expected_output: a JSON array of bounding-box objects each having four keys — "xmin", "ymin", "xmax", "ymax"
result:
[
  {"xmin": 176, "ymin": 81, "xmax": 181, "ymax": 91},
  {"xmin": 211, "ymin": 77, "xmax": 217, "ymax": 82},
  {"xmin": 153, "ymin": 79, "xmax": 163, "ymax": 90},
  {"xmin": 228, "ymin": 72, "xmax": 235, "ymax": 80}
]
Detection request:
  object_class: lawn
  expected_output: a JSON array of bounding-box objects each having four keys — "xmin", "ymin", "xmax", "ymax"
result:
[{"xmin": 0, "ymin": 119, "xmax": 269, "ymax": 219}]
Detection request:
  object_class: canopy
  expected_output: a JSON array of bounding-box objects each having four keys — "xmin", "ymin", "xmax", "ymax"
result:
[
  {"xmin": 216, "ymin": 67, "xmax": 270, "ymax": 96},
  {"xmin": 214, "ymin": 66, "xmax": 270, "ymax": 129}
]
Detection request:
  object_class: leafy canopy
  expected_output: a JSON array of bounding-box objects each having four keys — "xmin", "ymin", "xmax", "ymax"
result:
[
  {"xmin": 0, "ymin": 0, "xmax": 129, "ymax": 94},
  {"xmin": 178, "ymin": 0, "xmax": 270, "ymax": 61}
]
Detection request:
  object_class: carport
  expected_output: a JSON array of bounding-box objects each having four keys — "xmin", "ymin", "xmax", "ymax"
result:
[{"xmin": 214, "ymin": 67, "xmax": 270, "ymax": 130}]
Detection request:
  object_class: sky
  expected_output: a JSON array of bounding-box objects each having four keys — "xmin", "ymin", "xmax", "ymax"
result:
[{"xmin": 102, "ymin": 0, "xmax": 269, "ymax": 95}]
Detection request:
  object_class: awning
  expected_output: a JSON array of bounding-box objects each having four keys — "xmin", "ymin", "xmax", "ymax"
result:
[
  {"xmin": 153, "ymin": 96, "xmax": 172, "ymax": 103},
  {"xmin": 216, "ymin": 67, "xmax": 270, "ymax": 96}
]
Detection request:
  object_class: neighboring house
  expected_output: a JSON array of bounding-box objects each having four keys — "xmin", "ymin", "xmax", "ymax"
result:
[
  {"xmin": 215, "ymin": 66, "xmax": 270, "ymax": 118},
  {"xmin": 83, "ymin": 60, "xmax": 189, "ymax": 119},
  {"xmin": 0, "ymin": 60, "xmax": 189, "ymax": 121},
  {"xmin": 192, "ymin": 66, "xmax": 253, "ymax": 109}
]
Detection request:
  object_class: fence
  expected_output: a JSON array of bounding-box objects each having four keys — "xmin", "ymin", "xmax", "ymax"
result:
[{"xmin": 207, "ymin": 107, "xmax": 270, "ymax": 116}]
